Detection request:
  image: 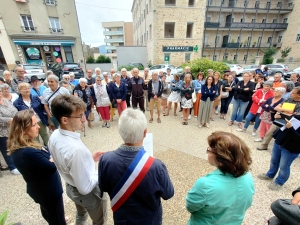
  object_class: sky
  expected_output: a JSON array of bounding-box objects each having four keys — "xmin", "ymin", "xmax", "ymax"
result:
[{"xmin": 75, "ymin": 0, "xmax": 133, "ymax": 47}]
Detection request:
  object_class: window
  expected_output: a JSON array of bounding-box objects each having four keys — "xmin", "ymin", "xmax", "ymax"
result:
[
  {"xmin": 149, "ymin": 0, "xmax": 151, "ymax": 9},
  {"xmin": 206, "ymin": 16, "xmax": 211, "ymax": 22},
  {"xmin": 215, "ymin": 36, "xmax": 220, "ymax": 44},
  {"xmin": 165, "ymin": 0, "xmax": 176, "ymax": 6},
  {"xmin": 244, "ymin": 54, "xmax": 248, "ymax": 61},
  {"xmin": 267, "ymin": 37, "xmax": 272, "ymax": 43},
  {"xmin": 288, "ymin": 2, "xmax": 293, "ymax": 7},
  {"xmin": 213, "ymin": 55, "xmax": 217, "ymax": 61},
  {"xmin": 45, "ymin": 0, "xmax": 55, "ymax": 5},
  {"xmin": 262, "ymin": 19, "xmax": 266, "ymax": 23},
  {"xmin": 118, "ymin": 27, "xmax": 123, "ymax": 31},
  {"xmin": 20, "ymin": 15, "xmax": 35, "ymax": 31},
  {"xmin": 164, "ymin": 22, "xmax": 175, "ymax": 38},
  {"xmin": 277, "ymin": 2, "xmax": 282, "ymax": 8},
  {"xmin": 255, "ymin": 1, "xmax": 259, "ymax": 8},
  {"xmin": 266, "ymin": 1, "xmax": 271, "ymax": 8},
  {"xmin": 273, "ymin": 18, "xmax": 277, "ymax": 23},
  {"xmin": 146, "ymin": 31, "xmax": 148, "ymax": 41},
  {"xmin": 283, "ymin": 18, "xmax": 288, "ymax": 23},
  {"xmin": 64, "ymin": 47, "xmax": 73, "ymax": 63},
  {"xmin": 188, "ymin": 0, "xmax": 195, "ymax": 7},
  {"xmin": 223, "ymin": 53, "xmax": 228, "ymax": 60},
  {"xmin": 186, "ymin": 22, "xmax": 193, "ymax": 38},
  {"xmin": 143, "ymin": 10, "xmax": 145, "ymax": 18},
  {"xmin": 278, "ymin": 36, "xmax": 282, "ymax": 43},
  {"xmin": 258, "ymin": 36, "xmax": 262, "ymax": 45},
  {"xmin": 241, "ymin": 18, "xmax": 245, "ymax": 23},
  {"xmin": 233, "ymin": 55, "xmax": 238, "ymax": 61},
  {"xmin": 296, "ymin": 34, "xmax": 300, "ymax": 42},
  {"xmin": 185, "ymin": 53, "xmax": 191, "ymax": 62},
  {"xmin": 49, "ymin": 17, "xmax": 61, "ymax": 32},
  {"xmin": 237, "ymin": 36, "xmax": 241, "ymax": 43}
]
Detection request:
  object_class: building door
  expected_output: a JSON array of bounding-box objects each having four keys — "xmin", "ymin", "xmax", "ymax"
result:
[
  {"xmin": 222, "ymin": 35, "xmax": 229, "ymax": 47},
  {"xmin": 225, "ymin": 15, "xmax": 232, "ymax": 27}
]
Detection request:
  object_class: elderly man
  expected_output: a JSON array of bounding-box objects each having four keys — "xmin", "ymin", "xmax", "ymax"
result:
[
  {"xmin": 11, "ymin": 66, "xmax": 30, "ymax": 94},
  {"xmin": 290, "ymin": 73, "xmax": 300, "ymax": 87},
  {"xmin": 273, "ymin": 73, "xmax": 283, "ymax": 88},
  {"xmin": 98, "ymin": 108, "xmax": 174, "ymax": 224},
  {"xmin": 141, "ymin": 68, "xmax": 151, "ymax": 110},
  {"xmin": 69, "ymin": 72, "xmax": 79, "ymax": 86},
  {"xmin": 180, "ymin": 66, "xmax": 194, "ymax": 80},
  {"xmin": 41, "ymin": 75, "xmax": 70, "ymax": 130},
  {"xmin": 43, "ymin": 70, "xmax": 54, "ymax": 88},
  {"xmin": 148, "ymin": 71, "xmax": 163, "ymax": 123},
  {"xmin": 121, "ymin": 68, "xmax": 131, "ymax": 108},
  {"xmin": 109, "ymin": 68, "xmax": 115, "ymax": 80},
  {"xmin": 3, "ymin": 70, "xmax": 12, "ymax": 87},
  {"xmin": 49, "ymin": 95, "xmax": 107, "ymax": 225},
  {"xmin": 128, "ymin": 68, "xmax": 146, "ymax": 112},
  {"xmin": 62, "ymin": 74, "xmax": 75, "ymax": 94},
  {"xmin": 86, "ymin": 69, "xmax": 95, "ymax": 88},
  {"xmin": 30, "ymin": 75, "xmax": 46, "ymax": 99},
  {"xmin": 95, "ymin": 67, "xmax": 103, "ymax": 79}
]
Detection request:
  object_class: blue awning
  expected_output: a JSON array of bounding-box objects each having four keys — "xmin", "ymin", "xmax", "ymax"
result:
[{"xmin": 13, "ymin": 39, "xmax": 74, "ymax": 46}]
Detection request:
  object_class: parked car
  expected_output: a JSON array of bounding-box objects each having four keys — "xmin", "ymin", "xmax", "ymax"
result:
[
  {"xmin": 127, "ymin": 62, "xmax": 144, "ymax": 69},
  {"xmin": 226, "ymin": 64, "xmax": 244, "ymax": 76},
  {"xmin": 283, "ymin": 66, "xmax": 300, "ymax": 80},
  {"xmin": 176, "ymin": 66, "xmax": 183, "ymax": 74},
  {"xmin": 266, "ymin": 64, "xmax": 289, "ymax": 76},
  {"xmin": 13, "ymin": 64, "xmax": 46, "ymax": 80},
  {"xmin": 149, "ymin": 64, "xmax": 177, "ymax": 75},
  {"xmin": 243, "ymin": 64, "xmax": 272, "ymax": 75},
  {"xmin": 60, "ymin": 62, "xmax": 84, "ymax": 80}
]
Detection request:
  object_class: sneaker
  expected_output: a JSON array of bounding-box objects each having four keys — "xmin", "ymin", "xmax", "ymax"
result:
[
  {"xmin": 194, "ymin": 116, "xmax": 197, "ymax": 118},
  {"xmin": 215, "ymin": 110, "xmax": 218, "ymax": 115},
  {"xmin": 254, "ymin": 137, "xmax": 263, "ymax": 142},
  {"xmin": 106, "ymin": 123, "xmax": 110, "ymax": 128},
  {"xmin": 268, "ymin": 182, "xmax": 282, "ymax": 191},
  {"xmin": 188, "ymin": 115, "xmax": 191, "ymax": 120},
  {"xmin": 236, "ymin": 128, "xmax": 245, "ymax": 132},
  {"xmin": 251, "ymin": 132, "xmax": 256, "ymax": 136},
  {"xmin": 256, "ymin": 146, "xmax": 268, "ymax": 151},
  {"xmin": 11, "ymin": 169, "xmax": 20, "ymax": 175},
  {"xmin": 102, "ymin": 122, "xmax": 107, "ymax": 127},
  {"xmin": 257, "ymin": 173, "xmax": 273, "ymax": 180}
]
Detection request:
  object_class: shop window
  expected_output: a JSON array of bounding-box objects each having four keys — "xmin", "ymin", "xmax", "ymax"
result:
[
  {"xmin": 49, "ymin": 17, "xmax": 62, "ymax": 33},
  {"xmin": 20, "ymin": 15, "xmax": 35, "ymax": 32},
  {"xmin": 23, "ymin": 46, "xmax": 42, "ymax": 64},
  {"xmin": 164, "ymin": 22, "xmax": 175, "ymax": 38},
  {"xmin": 64, "ymin": 46, "xmax": 74, "ymax": 63},
  {"xmin": 45, "ymin": 0, "xmax": 56, "ymax": 6}
]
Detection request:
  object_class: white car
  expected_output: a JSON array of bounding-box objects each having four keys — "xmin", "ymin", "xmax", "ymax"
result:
[
  {"xmin": 149, "ymin": 64, "xmax": 177, "ymax": 75},
  {"xmin": 226, "ymin": 64, "xmax": 244, "ymax": 76},
  {"xmin": 13, "ymin": 64, "xmax": 46, "ymax": 80}
]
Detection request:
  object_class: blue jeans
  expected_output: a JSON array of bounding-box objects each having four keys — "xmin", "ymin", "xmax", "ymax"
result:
[
  {"xmin": 266, "ymin": 143, "xmax": 299, "ymax": 186},
  {"xmin": 244, "ymin": 112, "xmax": 261, "ymax": 130},
  {"xmin": 0, "ymin": 137, "xmax": 16, "ymax": 171},
  {"xmin": 230, "ymin": 98, "xmax": 249, "ymax": 122},
  {"xmin": 220, "ymin": 96, "xmax": 233, "ymax": 114}
]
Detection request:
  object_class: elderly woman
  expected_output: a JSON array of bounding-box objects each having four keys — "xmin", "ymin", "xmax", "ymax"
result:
[
  {"xmin": 42, "ymin": 70, "xmax": 54, "ymax": 88},
  {"xmin": 198, "ymin": 76, "xmax": 216, "ymax": 128},
  {"xmin": 107, "ymin": 75, "xmax": 116, "ymax": 121},
  {"xmin": 95, "ymin": 67, "xmax": 102, "ymax": 78},
  {"xmin": 69, "ymin": 72, "xmax": 79, "ymax": 86},
  {"xmin": 74, "ymin": 78, "xmax": 95, "ymax": 128},
  {"xmin": 14, "ymin": 83, "xmax": 49, "ymax": 146},
  {"xmin": 229, "ymin": 72, "xmax": 255, "ymax": 128},
  {"xmin": 220, "ymin": 74, "xmax": 236, "ymax": 120},
  {"xmin": 93, "ymin": 76, "xmax": 111, "ymax": 128},
  {"xmin": 254, "ymin": 87, "xmax": 285, "ymax": 142},
  {"xmin": 2, "ymin": 83, "xmax": 18, "ymax": 103},
  {"xmin": 62, "ymin": 74, "xmax": 75, "ymax": 94},
  {"xmin": 180, "ymin": 74, "xmax": 194, "ymax": 125},
  {"xmin": 110, "ymin": 73, "xmax": 127, "ymax": 116},
  {"xmin": 165, "ymin": 74, "xmax": 182, "ymax": 116},
  {"xmin": 161, "ymin": 74, "xmax": 169, "ymax": 115},
  {"xmin": 8, "ymin": 110, "xmax": 66, "ymax": 225},
  {"xmin": 193, "ymin": 72, "xmax": 205, "ymax": 118},
  {"xmin": 237, "ymin": 81, "xmax": 274, "ymax": 136},
  {"xmin": 282, "ymin": 81, "xmax": 295, "ymax": 99},
  {"xmin": 210, "ymin": 71, "xmax": 223, "ymax": 120},
  {"xmin": 3, "ymin": 70, "xmax": 13, "ymax": 92},
  {"xmin": 186, "ymin": 131, "xmax": 254, "ymax": 225},
  {"xmin": 0, "ymin": 85, "xmax": 20, "ymax": 174}
]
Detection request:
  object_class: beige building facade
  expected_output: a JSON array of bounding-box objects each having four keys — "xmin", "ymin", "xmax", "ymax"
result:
[
  {"xmin": 0, "ymin": 0, "xmax": 84, "ymax": 72},
  {"xmin": 102, "ymin": 21, "xmax": 134, "ymax": 62},
  {"xmin": 132, "ymin": 0, "xmax": 299, "ymax": 67}
]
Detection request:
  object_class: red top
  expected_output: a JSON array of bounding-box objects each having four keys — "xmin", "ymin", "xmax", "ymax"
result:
[{"xmin": 250, "ymin": 89, "xmax": 274, "ymax": 114}]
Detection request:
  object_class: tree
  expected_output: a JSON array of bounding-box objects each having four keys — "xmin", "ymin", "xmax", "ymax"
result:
[
  {"xmin": 104, "ymin": 56, "xmax": 111, "ymax": 63},
  {"xmin": 261, "ymin": 47, "xmax": 277, "ymax": 64},
  {"xmin": 86, "ymin": 56, "xmax": 95, "ymax": 63},
  {"xmin": 95, "ymin": 55, "xmax": 106, "ymax": 63},
  {"xmin": 280, "ymin": 46, "xmax": 292, "ymax": 60},
  {"xmin": 181, "ymin": 58, "xmax": 229, "ymax": 77}
]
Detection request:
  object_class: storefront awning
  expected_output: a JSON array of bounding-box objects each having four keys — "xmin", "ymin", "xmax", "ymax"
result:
[{"xmin": 13, "ymin": 39, "xmax": 75, "ymax": 46}]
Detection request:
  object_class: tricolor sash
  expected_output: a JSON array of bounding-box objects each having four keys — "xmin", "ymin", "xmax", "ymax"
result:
[{"xmin": 110, "ymin": 148, "xmax": 155, "ymax": 212}]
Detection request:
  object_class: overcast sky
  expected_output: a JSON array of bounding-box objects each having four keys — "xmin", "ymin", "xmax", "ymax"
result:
[{"xmin": 75, "ymin": 0, "xmax": 133, "ymax": 47}]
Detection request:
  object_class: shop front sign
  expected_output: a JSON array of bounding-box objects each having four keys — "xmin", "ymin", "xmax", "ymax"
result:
[{"xmin": 162, "ymin": 46, "xmax": 193, "ymax": 52}]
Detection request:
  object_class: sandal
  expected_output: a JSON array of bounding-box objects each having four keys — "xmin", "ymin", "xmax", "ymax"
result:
[
  {"xmin": 174, "ymin": 113, "xmax": 177, "ymax": 116},
  {"xmin": 149, "ymin": 118, "xmax": 153, "ymax": 123},
  {"xmin": 0, "ymin": 165, "xmax": 9, "ymax": 171},
  {"xmin": 238, "ymin": 122, "xmax": 243, "ymax": 129},
  {"xmin": 163, "ymin": 113, "xmax": 169, "ymax": 116},
  {"xmin": 210, "ymin": 117, "xmax": 214, "ymax": 121},
  {"xmin": 157, "ymin": 118, "xmax": 161, "ymax": 123},
  {"xmin": 228, "ymin": 121, "xmax": 234, "ymax": 126}
]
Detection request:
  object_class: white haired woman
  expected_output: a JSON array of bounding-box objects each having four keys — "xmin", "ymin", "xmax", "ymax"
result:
[
  {"xmin": 111, "ymin": 73, "xmax": 127, "ymax": 116},
  {"xmin": 3, "ymin": 70, "xmax": 13, "ymax": 92},
  {"xmin": 62, "ymin": 74, "xmax": 75, "ymax": 94},
  {"xmin": 93, "ymin": 75, "xmax": 111, "ymax": 128},
  {"xmin": 74, "ymin": 78, "xmax": 96, "ymax": 128},
  {"xmin": 2, "ymin": 83, "xmax": 18, "ymax": 103}
]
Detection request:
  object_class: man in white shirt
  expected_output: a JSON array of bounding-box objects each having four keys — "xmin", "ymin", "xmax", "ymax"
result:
[{"xmin": 49, "ymin": 95, "xmax": 107, "ymax": 225}]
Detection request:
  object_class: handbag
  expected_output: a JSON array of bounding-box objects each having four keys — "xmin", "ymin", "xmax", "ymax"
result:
[
  {"xmin": 88, "ymin": 111, "xmax": 95, "ymax": 121},
  {"xmin": 221, "ymin": 82, "xmax": 233, "ymax": 99},
  {"xmin": 192, "ymin": 91, "xmax": 197, "ymax": 103},
  {"xmin": 112, "ymin": 100, "xmax": 117, "ymax": 108}
]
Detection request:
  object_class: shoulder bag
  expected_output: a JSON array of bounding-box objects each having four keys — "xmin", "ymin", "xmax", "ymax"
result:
[{"xmin": 221, "ymin": 82, "xmax": 233, "ymax": 99}]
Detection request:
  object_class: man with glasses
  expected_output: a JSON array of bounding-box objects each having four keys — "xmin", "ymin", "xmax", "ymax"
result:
[
  {"xmin": 86, "ymin": 69, "xmax": 95, "ymax": 88},
  {"xmin": 49, "ymin": 94, "xmax": 107, "ymax": 225},
  {"xmin": 11, "ymin": 66, "xmax": 30, "ymax": 94}
]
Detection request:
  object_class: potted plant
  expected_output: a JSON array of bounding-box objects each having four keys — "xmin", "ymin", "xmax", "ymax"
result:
[{"xmin": 231, "ymin": 38, "xmax": 235, "ymax": 43}]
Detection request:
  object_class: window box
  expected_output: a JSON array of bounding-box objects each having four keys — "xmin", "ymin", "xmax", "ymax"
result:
[
  {"xmin": 49, "ymin": 28, "xmax": 63, "ymax": 33},
  {"xmin": 21, "ymin": 26, "xmax": 36, "ymax": 32}
]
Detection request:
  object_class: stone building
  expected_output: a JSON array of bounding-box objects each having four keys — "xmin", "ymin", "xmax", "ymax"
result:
[
  {"xmin": 0, "ymin": 0, "xmax": 85, "ymax": 71},
  {"xmin": 132, "ymin": 0, "xmax": 298, "ymax": 67}
]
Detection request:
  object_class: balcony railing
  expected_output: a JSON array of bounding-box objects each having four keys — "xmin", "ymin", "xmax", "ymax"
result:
[
  {"xmin": 205, "ymin": 22, "xmax": 288, "ymax": 30},
  {"xmin": 105, "ymin": 46, "xmax": 117, "ymax": 50},
  {"xmin": 49, "ymin": 28, "xmax": 63, "ymax": 33},
  {"xmin": 21, "ymin": 26, "xmax": 36, "ymax": 32},
  {"xmin": 103, "ymin": 30, "xmax": 124, "ymax": 36},
  {"xmin": 203, "ymin": 42, "xmax": 283, "ymax": 49},
  {"xmin": 207, "ymin": 0, "xmax": 293, "ymax": 10},
  {"xmin": 204, "ymin": 22, "xmax": 220, "ymax": 28},
  {"xmin": 104, "ymin": 38, "xmax": 124, "ymax": 43}
]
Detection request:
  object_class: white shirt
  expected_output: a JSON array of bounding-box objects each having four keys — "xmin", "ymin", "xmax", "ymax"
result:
[
  {"xmin": 166, "ymin": 75, "xmax": 174, "ymax": 89},
  {"xmin": 48, "ymin": 129, "xmax": 98, "ymax": 195}
]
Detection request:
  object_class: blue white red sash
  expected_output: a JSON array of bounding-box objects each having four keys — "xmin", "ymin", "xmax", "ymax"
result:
[{"xmin": 110, "ymin": 148, "xmax": 154, "ymax": 212}]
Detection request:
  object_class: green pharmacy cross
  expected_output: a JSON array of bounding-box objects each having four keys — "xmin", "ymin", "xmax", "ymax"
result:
[{"xmin": 193, "ymin": 45, "xmax": 199, "ymax": 53}]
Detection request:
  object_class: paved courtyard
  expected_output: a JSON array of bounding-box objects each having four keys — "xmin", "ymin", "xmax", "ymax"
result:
[{"xmin": 1, "ymin": 106, "xmax": 300, "ymax": 225}]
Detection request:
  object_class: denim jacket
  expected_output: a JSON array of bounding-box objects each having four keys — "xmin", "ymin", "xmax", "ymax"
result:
[
  {"xmin": 193, "ymin": 80, "xmax": 204, "ymax": 93},
  {"xmin": 170, "ymin": 80, "xmax": 182, "ymax": 93}
]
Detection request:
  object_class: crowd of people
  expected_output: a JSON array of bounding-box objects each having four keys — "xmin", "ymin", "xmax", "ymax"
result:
[{"xmin": 0, "ymin": 64, "xmax": 300, "ymax": 225}]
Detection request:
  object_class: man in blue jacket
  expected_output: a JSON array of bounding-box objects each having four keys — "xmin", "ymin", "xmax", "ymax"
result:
[
  {"xmin": 98, "ymin": 108, "xmax": 174, "ymax": 225},
  {"xmin": 148, "ymin": 71, "xmax": 163, "ymax": 123}
]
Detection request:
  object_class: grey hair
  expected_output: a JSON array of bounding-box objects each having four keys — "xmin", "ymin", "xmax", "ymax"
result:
[
  {"xmin": 3, "ymin": 70, "xmax": 10, "ymax": 76},
  {"xmin": 113, "ymin": 73, "xmax": 121, "ymax": 78},
  {"xmin": 103, "ymin": 72, "xmax": 108, "ymax": 76},
  {"xmin": 118, "ymin": 108, "xmax": 147, "ymax": 143},
  {"xmin": 46, "ymin": 70, "xmax": 53, "ymax": 76},
  {"xmin": 47, "ymin": 75, "xmax": 59, "ymax": 82},
  {"xmin": 274, "ymin": 87, "xmax": 286, "ymax": 94},
  {"xmin": 2, "ymin": 83, "xmax": 10, "ymax": 89},
  {"xmin": 283, "ymin": 81, "xmax": 295, "ymax": 92},
  {"xmin": 121, "ymin": 68, "xmax": 127, "ymax": 72},
  {"xmin": 59, "ymin": 80, "xmax": 68, "ymax": 87},
  {"xmin": 95, "ymin": 67, "xmax": 101, "ymax": 72},
  {"xmin": 208, "ymin": 69, "xmax": 213, "ymax": 72},
  {"xmin": 0, "ymin": 84, "xmax": 4, "ymax": 91},
  {"xmin": 95, "ymin": 75, "xmax": 102, "ymax": 80},
  {"xmin": 69, "ymin": 72, "xmax": 75, "ymax": 76},
  {"xmin": 263, "ymin": 81, "xmax": 273, "ymax": 87},
  {"xmin": 274, "ymin": 73, "xmax": 282, "ymax": 77},
  {"xmin": 79, "ymin": 78, "xmax": 87, "ymax": 83},
  {"xmin": 62, "ymin": 74, "xmax": 70, "ymax": 78}
]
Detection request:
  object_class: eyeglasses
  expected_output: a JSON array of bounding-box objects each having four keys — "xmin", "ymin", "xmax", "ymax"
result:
[
  {"xmin": 64, "ymin": 114, "xmax": 85, "ymax": 120},
  {"xmin": 206, "ymin": 147, "xmax": 215, "ymax": 154},
  {"xmin": 64, "ymin": 78, "xmax": 70, "ymax": 80}
]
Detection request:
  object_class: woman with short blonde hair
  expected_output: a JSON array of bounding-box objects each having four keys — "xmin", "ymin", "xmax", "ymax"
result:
[{"xmin": 180, "ymin": 73, "xmax": 194, "ymax": 125}]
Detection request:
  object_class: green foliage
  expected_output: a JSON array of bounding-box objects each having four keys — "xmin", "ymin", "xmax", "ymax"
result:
[
  {"xmin": 117, "ymin": 65, "xmax": 144, "ymax": 71},
  {"xmin": 147, "ymin": 60, "xmax": 152, "ymax": 68},
  {"xmin": 277, "ymin": 58, "xmax": 285, "ymax": 62},
  {"xmin": 95, "ymin": 55, "xmax": 106, "ymax": 63},
  {"xmin": 262, "ymin": 47, "xmax": 277, "ymax": 65},
  {"xmin": 280, "ymin": 46, "xmax": 292, "ymax": 59},
  {"xmin": 0, "ymin": 210, "xmax": 14, "ymax": 225},
  {"xmin": 86, "ymin": 56, "xmax": 95, "ymax": 63},
  {"xmin": 104, "ymin": 56, "xmax": 111, "ymax": 63},
  {"xmin": 222, "ymin": 59, "xmax": 238, "ymax": 64},
  {"xmin": 250, "ymin": 58, "xmax": 256, "ymax": 64},
  {"xmin": 181, "ymin": 58, "xmax": 229, "ymax": 77},
  {"xmin": 262, "ymin": 57, "xmax": 273, "ymax": 64}
]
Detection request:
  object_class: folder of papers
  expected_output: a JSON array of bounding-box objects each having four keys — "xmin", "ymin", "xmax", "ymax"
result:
[{"xmin": 282, "ymin": 102, "xmax": 296, "ymax": 111}]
